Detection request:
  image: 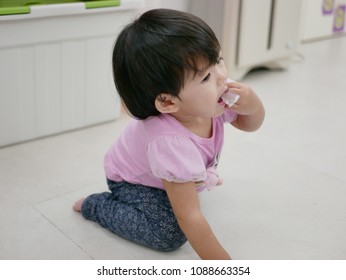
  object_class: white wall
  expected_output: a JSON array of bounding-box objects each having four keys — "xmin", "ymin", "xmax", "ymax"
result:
[{"xmin": 144, "ymin": 0, "xmax": 189, "ymax": 11}]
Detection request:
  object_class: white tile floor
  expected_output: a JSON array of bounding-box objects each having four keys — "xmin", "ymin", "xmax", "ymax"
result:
[{"xmin": 1, "ymin": 36, "xmax": 346, "ymax": 260}]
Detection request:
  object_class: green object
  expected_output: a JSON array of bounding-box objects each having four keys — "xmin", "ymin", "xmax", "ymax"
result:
[
  {"xmin": 0, "ymin": 6, "xmax": 30, "ymax": 15},
  {"xmin": 85, "ymin": 0, "xmax": 120, "ymax": 9},
  {"xmin": 0, "ymin": 0, "xmax": 121, "ymax": 16}
]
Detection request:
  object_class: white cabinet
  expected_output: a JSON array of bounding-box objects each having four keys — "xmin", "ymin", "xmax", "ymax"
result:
[
  {"xmin": 0, "ymin": 0, "xmax": 144, "ymax": 147},
  {"xmin": 190, "ymin": 0, "xmax": 303, "ymax": 80}
]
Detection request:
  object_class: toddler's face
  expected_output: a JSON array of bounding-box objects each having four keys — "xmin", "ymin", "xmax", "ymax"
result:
[{"xmin": 176, "ymin": 55, "xmax": 229, "ymax": 118}]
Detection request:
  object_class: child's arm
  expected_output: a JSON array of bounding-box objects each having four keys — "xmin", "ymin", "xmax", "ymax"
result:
[
  {"xmin": 163, "ymin": 180, "xmax": 231, "ymax": 260},
  {"xmin": 227, "ymin": 81, "xmax": 265, "ymax": 132}
]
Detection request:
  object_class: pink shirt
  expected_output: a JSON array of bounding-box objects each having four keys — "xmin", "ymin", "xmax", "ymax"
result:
[{"xmin": 104, "ymin": 110, "xmax": 237, "ymax": 192}]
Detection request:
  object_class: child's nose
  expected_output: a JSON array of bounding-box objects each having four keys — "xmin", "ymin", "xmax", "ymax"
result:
[
  {"xmin": 218, "ymin": 72, "xmax": 227, "ymax": 86},
  {"xmin": 216, "ymin": 67, "xmax": 227, "ymax": 82}
]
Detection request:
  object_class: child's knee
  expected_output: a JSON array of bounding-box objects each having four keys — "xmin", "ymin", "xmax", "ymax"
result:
[{"xmin": 154, "ymin": 235, "xmax": 187, "ymax": 252}]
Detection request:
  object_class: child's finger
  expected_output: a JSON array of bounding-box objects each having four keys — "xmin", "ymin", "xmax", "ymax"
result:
[
  {"xmin": 226, "ymin": 81, "xmax": 242, "ymax": 89},
  {"xmin": 226, "ymin": 103, "xmax": 240, "ymax": 111}
]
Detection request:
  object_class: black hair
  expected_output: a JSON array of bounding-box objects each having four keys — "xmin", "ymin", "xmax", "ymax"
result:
[{"xmin": 112, "ymin": 8, "xmax": 221, "ymax": 119}]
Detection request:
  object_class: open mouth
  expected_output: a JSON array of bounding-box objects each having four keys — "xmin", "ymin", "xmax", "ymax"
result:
[
  {"xmin": 218, "ymin": 87, "xmax": 229, "ymax": 105},
  {"xmin": 218, "ymin": 97, "xmax": 225, "ymax": 105}
]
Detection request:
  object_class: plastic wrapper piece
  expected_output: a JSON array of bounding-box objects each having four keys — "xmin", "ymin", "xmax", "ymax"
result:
[{"xmin": 221, "ymin": 78, "xmax": 239, "ymax": 106}]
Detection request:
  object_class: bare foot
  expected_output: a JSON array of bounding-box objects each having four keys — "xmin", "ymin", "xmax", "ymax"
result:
[{"xmin": 73, "ymin": 198, "xmax": 85, "ymax": 212}]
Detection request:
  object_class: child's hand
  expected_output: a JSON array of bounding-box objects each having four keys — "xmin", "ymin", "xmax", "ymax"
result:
[
  {"xmin": 226, "ymin": 81, "xmax": 262, "ymax": 116},
  {"xmin": 205, "ymin": 167, "xmax": 223, "ymax": 190},
  {"xmin": 194, "ymin": 167, "xmax": 223, "ymax": 191}
]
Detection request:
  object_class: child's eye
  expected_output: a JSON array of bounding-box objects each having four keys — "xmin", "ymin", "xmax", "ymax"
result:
[
  {"xmin": 217, "ymin": 57, "xmax": 224, "ymax": 64},
  {"xmin": 202, "ymin": 73, "xmax": 210, "ymax": 82}
]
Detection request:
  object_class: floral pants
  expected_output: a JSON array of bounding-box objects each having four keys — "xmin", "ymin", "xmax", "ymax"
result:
[{"xmin": 81, "ymin": 179, "xmax": 187, "ymax": 252}]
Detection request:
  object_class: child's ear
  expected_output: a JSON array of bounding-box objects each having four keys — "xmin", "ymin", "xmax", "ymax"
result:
[{"xmin": 155, "ymin": 93, "xmax": 180, "ymax": 114}]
